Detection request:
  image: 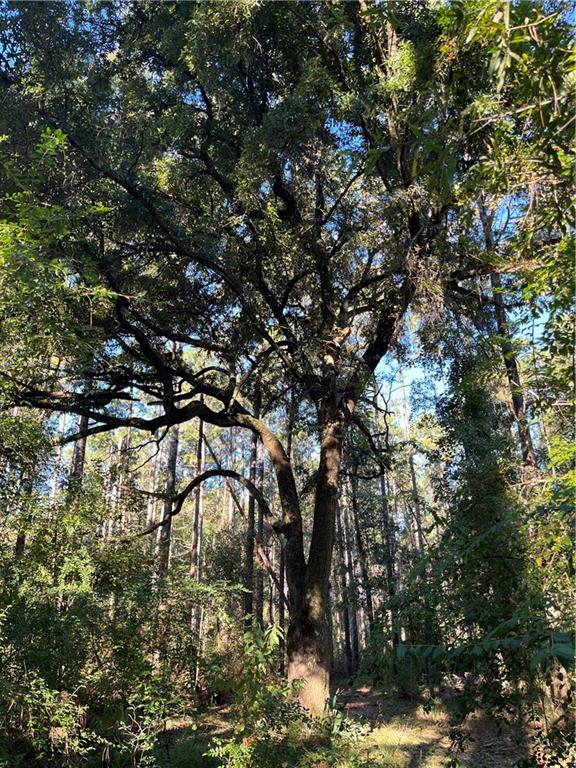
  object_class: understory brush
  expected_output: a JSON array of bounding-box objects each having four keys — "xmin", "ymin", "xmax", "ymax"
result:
[
  {"xmin": 361, "ymin": 607, "xmax": 574, "ymax": 768},
  {"xmin": 206, "ymin": 626, "xmax": 377, "ymax": 768}
]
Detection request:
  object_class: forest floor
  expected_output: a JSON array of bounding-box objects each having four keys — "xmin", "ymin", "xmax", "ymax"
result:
[
  {"xmin": 339, "ymin": 685, "xmax": 528, "ymax": 767},
  {"xmin": 158, "ymin": 684, "xmax": 529, "ymax": 767}
]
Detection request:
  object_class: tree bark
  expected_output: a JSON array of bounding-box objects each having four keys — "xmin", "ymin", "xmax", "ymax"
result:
[
  {"xmin": 156, "ymin": 423, "xmax": 179, "ymax": 580},
  {"xmin": 286, "ymin": 410, "xmax": 344, "ymax": 715},
  {"xmin": 190, "ymin": 416, "xmax": 205, "ymax": 583},
  {"xmin": 336, "ymin": 500, "xmax": 353, "ymax": 675},
  {"xmin": 243, "ymin": 430, "xmax": 258, "ymax": 625},
  {"xmin": 350, "ymin": 469, "xmax": 374, "ymax": 630},
  {"xmin": 70, "ymin": 414, "xmax": 89, "ymax": 485},
  {"xmin": 14, "ymin": 529, "xmax": 26, "ymax": 557},
  {"xmin": 478, "ymin": 202, "xmax": 537, "ymax": 468}
]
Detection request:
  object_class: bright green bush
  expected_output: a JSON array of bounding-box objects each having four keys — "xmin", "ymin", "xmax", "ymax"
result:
[{"xmin": 206, "ymin": 626, "xmax": 377, "ymax": 768}]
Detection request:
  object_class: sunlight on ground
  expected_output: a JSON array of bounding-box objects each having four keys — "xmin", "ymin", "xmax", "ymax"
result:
[
  {"xmin": 162, "ymin": 690, "xmax": 528, "ymax": 768},
  {"xmin": 367, "ymin": 714, "xmax": 448, "ymax": 767},
  {"xmin": 365, "ymin": 707, "xmax": 527, "ymax": 768}
]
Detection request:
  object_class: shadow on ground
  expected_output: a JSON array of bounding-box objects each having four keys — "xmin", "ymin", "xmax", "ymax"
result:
[
  {"xmin": 340, "ymin": 684, "xmax": 529, "ymax": 768},
  {"xmin": 155, "ymin": 705, "xmax": 232, "ymax": 768},
  {"xmin": 158, "ymin": 686, "xmax": 529, "ymax": 767}
]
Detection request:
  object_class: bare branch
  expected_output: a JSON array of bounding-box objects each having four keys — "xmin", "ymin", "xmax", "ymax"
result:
[{"xmin": 141, "ymin": 468, "xmax": 279, "ymax": 535}]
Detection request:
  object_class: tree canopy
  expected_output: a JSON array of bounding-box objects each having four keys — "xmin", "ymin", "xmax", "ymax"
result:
[{"xmin": 0, "ymin": 0, "xmax": 573, "ymax": 763}]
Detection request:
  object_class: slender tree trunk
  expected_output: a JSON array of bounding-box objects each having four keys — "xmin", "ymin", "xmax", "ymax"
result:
[
  {"xmin": 118, "ymin": 431, "xmax": 132, "ymax": 532},
  {"xmin": 243, "ymin": 430, "xmax": 257, "ymax": 626},
  {"xmin": 409, "ymin": 459, "xmax": 425, "ymax": 553},
  {"xmin": 399, "ymin": 366, "xmax": 425, "ymax": 554},
  {"xmin": 491, "ymin": 271, "xmax": 538, "ymax": 466},
  {"xmin": 342, "ymin": 486, "xmax": 360, "ymax": 669},
  {"xmin": 14, "ymin": 528, "xmax": 26, "ymax": 557},
  {"xmin": 202, "ymin": 433, "xmax": 285, "ymax": 609},
  {"xmin": 118, "ymin": 401, "xmax": 134, "ymax": 530},
  {"xmin": 245, "ymin": 389, "xmax": 263, "ymax": 627},
  {"xmin": 227, "ymin": 430, "xmax": 236, "ymax": 528},
  {"xmin": 268, "ymin": 542, "xmax": 275, "ymax": 627},
  {"xmin": 146, "ymin": 434, "xmax": 162, "ymax": 534},
  {"xmin": 267, "ymin": 470, "xmax": 277, "ymax": 629},
  {"xmin": 151, "ymin": 424, "xmax": 179, "ymax": 670},
  {"xmin": 372, "ymin": 386, "xmax": 399, "ymax": 646},
  {"xmin": 190, "ymin": 417, "xmax": 205, "ymax": 637},
  {"xmin": 64, "ymin": 411, "xmax": 89, "ymax": 553},
  {"xmin": 156, "ymin": 423, "xmax": 179, "ymax": 580},
  {"xmin": 190, "ymin": 416, "xmax": 205, "ymax": 583},
  {"xmin": 479, "ymin": 202, "xmax": 537, "ymax": 468},
  {"xmin": 279, "ymin": 539, "xmax": 286, "ymax": 673},
  {"xmin": 380, "ymin": 472, "xmax": 399, "ymax": 647},
  {"xmin": 50, "ymin": 412, "xmax": 67, "ymax": 504},
  {"xmin": 350, "ymin": 469, "xmax": 374, "ymax": 630},
  {"xmin": 336, "ymin": 500, "xmax": 353, "ymax": 675},
  {"xmin": 102, "ymin": 444, "xmax": 114, "ymax": 539},
  {"xmin": 279, "ymin": 389, "xmax": 296, "ymax": 673},
  {"xmin": 70, "ymin": 414, "xmax": 88, "ymax": 486},
  {"xmin": 255, "ymin": 440, "xmax": 265, "ymax": 628}
]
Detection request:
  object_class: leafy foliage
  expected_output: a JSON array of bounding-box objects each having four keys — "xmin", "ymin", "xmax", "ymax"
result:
[{"xmin": 0, "ymin": 0, "xmax": 573, "ymax": 765}]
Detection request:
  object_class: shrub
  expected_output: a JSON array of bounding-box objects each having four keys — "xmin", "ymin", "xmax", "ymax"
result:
[{"xmin": 206, "ymin": 626, "xmax": 377, "ymax": 768}]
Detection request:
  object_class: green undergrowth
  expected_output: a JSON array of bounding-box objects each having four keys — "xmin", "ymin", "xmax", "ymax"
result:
[
  {"xmin": 155, "ymin": 707, "xmax": 450, "ymax": 768},
  {"xmin": 157, "ymin": 698, "xmax": 532, "ymax": 768},
  {"xmin": 148, "ymin": 625, "xmax": 544, "ymax": 768}
]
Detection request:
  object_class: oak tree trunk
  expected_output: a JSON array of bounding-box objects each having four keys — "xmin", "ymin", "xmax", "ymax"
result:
[{"xmin": 286, "ymin": 413, "xmax": 343, "ymax": 715}]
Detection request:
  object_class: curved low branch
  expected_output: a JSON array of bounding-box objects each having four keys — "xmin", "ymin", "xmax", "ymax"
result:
[
  {"xmin": 141, "ymin": 468, "xmax": 279, "ymax": 536},
  {"xmin": 202, "ymin": 436, "xmax": 290, "ymax": 612},
  {"xmin": 140, "ymin": 464, "xmax": 289, "ymax": 610}
]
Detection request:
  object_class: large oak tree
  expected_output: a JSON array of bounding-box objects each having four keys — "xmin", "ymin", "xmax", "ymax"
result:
[{"xmin": 1, "ymin": 0, "xmax": 567, "ymax": 713}]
